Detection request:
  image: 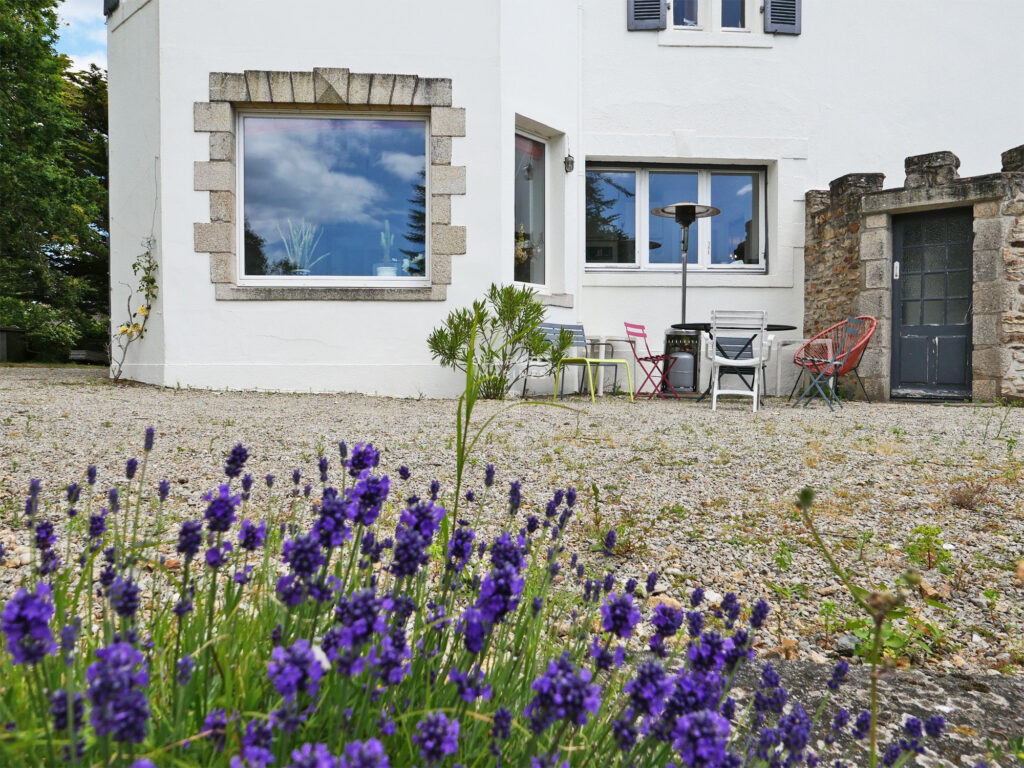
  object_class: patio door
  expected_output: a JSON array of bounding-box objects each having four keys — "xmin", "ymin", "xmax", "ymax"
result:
[{"xmin": 890, "ymin": 209, "xmax": 973, "ymax": 399}]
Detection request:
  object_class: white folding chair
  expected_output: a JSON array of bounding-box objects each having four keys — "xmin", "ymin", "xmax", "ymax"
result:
[{"xmin": 703, "ymin": 310, "xmax": 774, "ymax": 412}]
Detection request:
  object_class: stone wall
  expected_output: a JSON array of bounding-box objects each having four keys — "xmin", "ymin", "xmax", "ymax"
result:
[
  {"xmin": 802, "ymin": 174, "xmax": 884, "ymax": 337},
  {"xmin": 999, "ymin": 146, "xmax": 1024, "ymax": 397},
  {"xmin": 804, "ymin": 145, "xmax": 1024, "ymax": 401}
]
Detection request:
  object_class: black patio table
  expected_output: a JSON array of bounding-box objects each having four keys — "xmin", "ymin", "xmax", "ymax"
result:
[{"xmin": 668, "ymin": 322, "xmax": 798, "ymax": 400}]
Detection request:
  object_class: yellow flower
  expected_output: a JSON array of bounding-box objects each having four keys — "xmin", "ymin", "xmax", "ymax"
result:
[
  {"xmin": 138, "ymin": 306, "xmax": 150, "ymax": 317},
  {"xmin": 118, "ymin": 325, "xmax": 129, "ymax": 334},
  {"xmin": 131, "ymin": 323, "xmax": 142, "ymax": 334}
]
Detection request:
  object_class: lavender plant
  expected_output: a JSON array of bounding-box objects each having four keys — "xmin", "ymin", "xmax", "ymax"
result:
[{"xmin": 0, "ymin": 431, "xmax": 969, "ymax": 768}]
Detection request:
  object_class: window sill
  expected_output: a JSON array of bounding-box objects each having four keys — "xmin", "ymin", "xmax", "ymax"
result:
[
  {"xmin": 538, "ymin": 292, "xmax": 575, "ymax": 309},
  {"xmin": 213, "ymin": 284, "xmax": 447, "ymax": 301},
  {"xmin": 658, "ymin": 28, "xmax": 773, "ymax": 48},
  {"xmin": 583, "ymin": 270, "xmax": 794, "ymax": 289}
]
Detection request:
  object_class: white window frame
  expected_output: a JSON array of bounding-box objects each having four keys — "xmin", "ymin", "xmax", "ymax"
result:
[
  {"xmin": 585, "ymin": 165, "xmax": 767, "ymax": 274},
  {"xmin": 513, "ymin": 128, "xmax": 550, "ymax": 290},
  {"xmin": 662, "ymin": 0, "xmax": 770, "ymax": 47},
  {"xmin": 234, "ymin": 109, "xmax": 431, "ymax": 288}
]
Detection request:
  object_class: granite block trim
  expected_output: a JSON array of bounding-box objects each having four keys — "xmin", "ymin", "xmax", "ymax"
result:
[{"xmin": 195, "ymin": 68, "xmax": 465, "ymax": 302}]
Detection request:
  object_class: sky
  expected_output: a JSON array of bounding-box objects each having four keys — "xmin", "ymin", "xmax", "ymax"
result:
[{"xmin": 55, "ymin": 0, "xmax": 108, "ymax": 71}]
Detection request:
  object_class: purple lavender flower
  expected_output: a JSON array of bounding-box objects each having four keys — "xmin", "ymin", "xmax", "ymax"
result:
[
  {"xmin": 448, "ymin": 665, "xmax": 492, "ymax": 702},
  {"xmin": 265, "ymin": 473, "xmax": 275, "ymax": 488},
  {"xmin": 778, "ymin": 702, "xmax": 813, "ymax": 762},
  {"xmin": 158, "ymin": 478, "xmax": 171, "ymax": 502},
  {"xmin": 86, "ymin": 642, "xmax": 150, "ymax": 743},
  {"xmin": 60, "ymin": 616, "xmax": 80, "ymax": 663},
  {"xmin": 566, "ymin": 487, "xmax": 576, "ymax": 507},
  {"xmin": 347, "ymin": 443, "xmax": 380, "ymax": 476},
  {"xmin": 475, "ymin": 564, "xmax": 524, "ymax": 624},
  {"xmin": 239, "ymin": 519, "xmax": 267, "ymax": 551},
  {"xmin": 276, "ymin": 574, "xmax": 305, "ymax": 607},
  {"xmin": 107, "ymin": 576, "xmax": 141, "ymax": 619},
  {"xmin": 318, "ymin": 456, "xmax": 329, "ymax": 483},
  {"xmin": 205, "ymin": 542, "xmax": 232, "ymax": 569},
  {"xmin": 87, "ymin": 465, "xmax": 97, "ymax": 485},
  {"xmin": 651, "ymin": 602, "xmax": 685, "ymax": 642},
  {"xmin": 2, "ymin": 582, "xmax": 56, "ymax": 664},
  {"xmin": 49, "ymin": 689, "xmax": 84, "ymax": 733},
  {"xmin": 34, "ymin": 520, "xmax": 57, "ymax": 551},
  {"xmin": 126, "ymin": 458, "xmax": 138, "ymax": 480},
  {"xmin": 347, "ymin": 472, "xmax": 390, "ymax": 526},
  {"xmin": 398, "ymin": 465, "xmax": 411, "ymax": 480},
  {"xmin": 672, "ymin": 710, "xmax": 731, "ymax": 767},
  {"xmin": 749, "ymin": 599, "xmax": 771, "ymax": 629},
  {"xmin": 447, "ymin": 525, "xmax": 475, "ymax": 573},
  {"xmin": 316, "ymin": 491, "xmax": 352, "ymax": 549},
  {"xmin": 131, "ymin": 760, "xmax": 156, "ymax": 768},
  {"xmin": 459, "ymin": 607, "xmax": 488, "ymax": 654},
  {"xmin": 331, "ymin": 588, "xmax": 387, "ymax": 649},
  {"xmin": 625, "ymin": 661, "xmax": 673, "ymax": 717},
  {"xmin": 429, "ymin": 479, "xmax": 441, "ymax": 501},
  {"xmin": 687, "ymin": 610, "xmax": 705, "ymax": 638},
  {"xmin": 491, "ymin": 707, "xmax": 512, "ymax": 741},
  {"xmin": 601, "ymin": 593, "xmax": 642, "ymax": 639},
  {"xmin": 66, "ymin": 482, "xmax": 81, "ymax": 504},
  {"xmin": 177, "ymin": 519, "xmax": 203, "ymax": 561},
  {"xmin": 225, "ymin": 442, "xmax": 249, "ymax": 478},
  {"xmin": 236, "ymin": 718, "xmax": 275, "ymax": 767},
  {"xmin": 176, "ymin": 654, "xmax": 194, "ymax": 685},
  {"xmin": 603, "ymin": 528, "xmax": 617, "ymax": 555},
  {"xmin": 924, "ymin": 715, "xmax": 945, "ymax": 739},
  {"xmin": 827, "ymin": 659, "xmax": 850, "ymax": 691},
  {"xmin": 490, "ymin": 531, "xmax": 526, "ymax": 571},
  {"xmin": 851, "ymin": 710, "xmax": 872, "ymax": 740},
  {"xmin": 340, "ymin": 739, "xmax": 389, "ymax": 768},
  {"xmin": 89, "ymin": 510, "xmax": 107, "ymax": 541},
  {"xmin": 107, "ymin": 487, "xmax": 119, "ymax": 513},
  {"xmin": 508, "ymin": 480, "xmax": 522, "ymax": 513},
  {"xmin": 304, "ymin": 484, "xmax": 313, "ymax": 498},
  {"xmin": 204, "ymin": 708, "xmax": 229, "ymax": 752},
  {"xmin": 144, "ymin": 426, "xmax": 155, "ymax": 451},
  {"xmin": 204, "ymin": 484, "xmax": 242, "ymax": 533},
  {"xmin": 283, "ymin": 533, "xmax": 325, "ymax": 578},
  {"xmin": 524, "ymin": 653, "xmax": 602, "ymax": 734},
  {"xmin": 413, "ymin": 712, "xmax": 459, "ymax": 765},
  {"xmin": 484, "ymin": 464, "xmax": 495, "ymax": 487},
  {"xmin": 268, "ymin": 639, "xmax": 326, "ymax": 702}
]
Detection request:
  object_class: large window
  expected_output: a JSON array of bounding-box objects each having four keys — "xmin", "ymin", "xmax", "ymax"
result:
[
  {"xmin": 514, "ymin": 133, "xmax": 547, "ymax": 285},
  {"xmin": 586, "ymin": 166, "xmax": 766, "ymax": 271},
  {"xmin": 238, "ymin": 113, "xmax": 428, "ymax": 282}
]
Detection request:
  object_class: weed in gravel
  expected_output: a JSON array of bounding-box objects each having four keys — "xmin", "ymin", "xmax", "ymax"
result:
[
  {"xmin": 905, "ymin": 525, "xmax": 952, "ymax": 572},
  {"xmin": 947, "ymin": 480, "xmax": 989, "ymax": 511}
]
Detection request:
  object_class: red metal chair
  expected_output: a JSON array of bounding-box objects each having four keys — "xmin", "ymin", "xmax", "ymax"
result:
[
  {"xmin": 624, "ymin": 322, "xmax": 680, "ymax": 399},
  {"xmin": 788, "ymin": 316, "xmax": 877, "ymax": 410}
]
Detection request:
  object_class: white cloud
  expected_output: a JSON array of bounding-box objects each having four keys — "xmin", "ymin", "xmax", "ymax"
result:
[
  {"xmin": 58, "ymin": 0, "xmax": 103, "ymax": 24},
  {"xmin": 243, "ymin": 129, "xmax": 386, "ymax": 235},
  {"xmin": 735, "ymin": 182, "xmax": 752, "ymax": 196},
  {"xmin": 69, "ymin": 50, "xmax": 107, "ymax": 71},
  {"xmin": 379, "ymin": 151, "xmax": 424, "ymax": 183}
]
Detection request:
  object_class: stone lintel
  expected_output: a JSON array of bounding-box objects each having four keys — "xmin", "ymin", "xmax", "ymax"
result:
[{"xmin": 861, "ymin": 177, "xmax": 1009, "ymax": 214}]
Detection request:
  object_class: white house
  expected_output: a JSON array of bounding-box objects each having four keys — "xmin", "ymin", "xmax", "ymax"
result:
[{"xmin": 106, "ymin": 0, "xmax": 1024, "ymax": 397}]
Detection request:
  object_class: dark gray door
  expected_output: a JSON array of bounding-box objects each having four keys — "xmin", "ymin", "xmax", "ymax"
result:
[{"xmin": 891, "ymin": 209, "xmax": 973, "ymax": 399}]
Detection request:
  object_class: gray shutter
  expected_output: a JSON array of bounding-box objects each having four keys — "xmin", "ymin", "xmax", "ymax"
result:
[
  {"xmin": 764, "ymin": 0, "xmax": 801, "ymax": 34},
  {"xmin": 627, "ymin": 0, "xmax": 667, "ymax": 31},
  {"xmin": 103, "ymin": 0, "xmax": 120, "ymax": 16}
]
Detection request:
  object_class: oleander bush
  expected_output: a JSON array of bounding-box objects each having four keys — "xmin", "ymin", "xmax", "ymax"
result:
[{"xmin": 0, "ymin": 430, "xmax": 964, "ymax": 768}]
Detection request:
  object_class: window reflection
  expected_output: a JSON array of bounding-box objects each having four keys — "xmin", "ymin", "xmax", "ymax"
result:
[
  {"xmin": 710, "ymin": 172, "xmax": 758, "ymax": 265},
  {"xmin": 585, "ymin": 171, "xmax": 636, "ymax": 264},
  {"xmin": 514, "ymin": 134, "xmax": 546, "ymax": 285},
  {"xmin": 673, "ymin": 0, "xmax": 699, "ymax": 26},
  {"xmin": 649, "ymin": 172, "xmax": 698, "ymax": 264},
  {"xmin": 242, "ymin": 116, "xmax": 426, "ymax": 278},
  {"xmin": 722, "ymin": 0, "xmax": 745, "ymax": 28}
]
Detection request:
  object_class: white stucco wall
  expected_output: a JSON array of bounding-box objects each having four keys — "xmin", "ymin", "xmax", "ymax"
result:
[
  {"xmin": 108, "ymin": 0, "xmax": 1024, "ymax": 395},
  {"xmin": 578, "ymin": 0, "xmax": 1024, "ymax": 344}
]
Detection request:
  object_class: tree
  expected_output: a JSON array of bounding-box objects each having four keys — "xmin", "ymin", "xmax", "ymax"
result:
[
  {"xmin": 0, "ymin": 1, "xmax": 107, "ymax": 359},
  {"xmin": 400, "ymin": 171, "xmax": 427, "ymax": 276}
]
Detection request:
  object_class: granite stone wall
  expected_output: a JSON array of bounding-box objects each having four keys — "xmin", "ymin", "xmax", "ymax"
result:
[{"xmin": 804, "ymin": 145, "xmax": 1024, "ymax": 401}]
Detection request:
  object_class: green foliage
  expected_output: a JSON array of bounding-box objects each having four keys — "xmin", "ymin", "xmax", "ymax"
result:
[
  {"xmin": 0, "ymin": 2, "xmax": 109, "ymax": 360},
  {"xmin": 428, "ymin": 283, "xmax": 570, "ymax": 400},
  {"xmin": 905, "ymin": 525, "xmax": 951, "ymax": 571}
]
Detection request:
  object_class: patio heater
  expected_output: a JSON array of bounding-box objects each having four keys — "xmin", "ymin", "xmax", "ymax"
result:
[{"xmin": 650, "ymin": 202, "xmax": 719, "ymax": 324}]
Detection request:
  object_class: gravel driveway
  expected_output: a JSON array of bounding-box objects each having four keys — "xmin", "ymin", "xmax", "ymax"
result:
[{"xmin": 2, "ymin": 366, "xmax": 1022, "ymax": 681}]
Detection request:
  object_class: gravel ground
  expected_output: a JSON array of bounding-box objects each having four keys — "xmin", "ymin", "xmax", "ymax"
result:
[{"xmin": 2, "ymin": 366, "xmax": 1023, "ymax": 684}]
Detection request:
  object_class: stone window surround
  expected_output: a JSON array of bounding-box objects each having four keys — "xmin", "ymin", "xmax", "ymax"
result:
[
  {"xmin": 193, "ymin": 68, "xmax": 466, "ymax": 301},
  {"xmin": 854, "ymin": 171, "xmax": 1012, "ymax": 402}
]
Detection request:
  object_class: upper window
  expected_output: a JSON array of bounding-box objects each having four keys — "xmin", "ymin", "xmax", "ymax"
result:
[
  {"xmin": 673, "ymin": 0, "xmax": 699, "ymax": 27},
  {"xmin": 514, "ymin": 133, "xmax": 546, "ymax": 285},
  {"xmin": 670, "ymin": 0, "xmax": 749, "ymax": 31},
  {"xmin": 721, "ymin": 0, "xmax": 745, "ymax": 28},
  {"xmin": 586, "ymin": 165, "xmax": 766, "ymax": 271},
  {"xmin": 239, "ymin": 113, "xmax": 428, "ymax": 282}
]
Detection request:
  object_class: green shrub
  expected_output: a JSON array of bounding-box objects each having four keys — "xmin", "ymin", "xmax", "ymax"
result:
[{"xmin": 427, "ymin": 283, "xmax": 571, "ymax": 399}]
